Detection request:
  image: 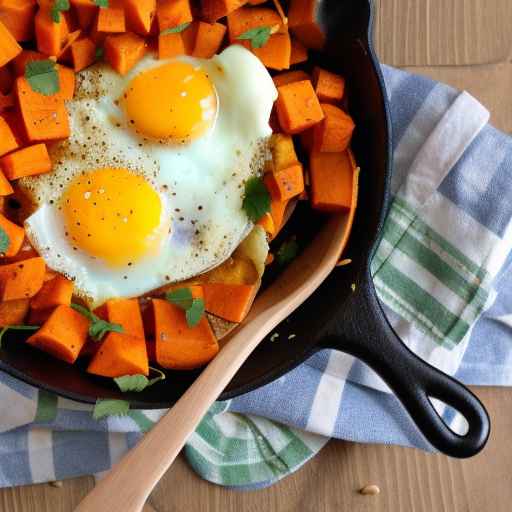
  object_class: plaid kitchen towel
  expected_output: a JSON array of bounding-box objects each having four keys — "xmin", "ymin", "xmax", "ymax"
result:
[{"xmin": 1, "ymin": 65, "xmax": 512, "ymax": 488}]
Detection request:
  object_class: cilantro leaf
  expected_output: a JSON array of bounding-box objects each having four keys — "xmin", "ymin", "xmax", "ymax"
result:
[
  {"xmin": 242, "ymin": 177, "xmax": 271, "ymax": 222},
  {"xmin": 0, "ymin": 226, "xmax": 10, "ymax": 255},
  {"xmin": 25, "ymin": 60, "xmax": 60, "ymax": 96},
  {"xmin": 0, "ymin": 325, "xmax": 39, "ymax": 347},
  {"xmin": 94, "ymin": 0, "xmax": 109, "ymax": 7},
  {"xmin": 93, "ymin": 399, "xmax": 130, "ymax": 420},
  {"xmin": 160, "ymin": 22, "xmax": 191, "ymax": 35},
  {"xmin": 166, "ymin": 288, "xmax": 193, "ymax": 310},
  {"xmin": 51, "ymin": 0, "xmax": 70, "ymax": 23},
  {"xmin": 276, "ymin": 237, "xmax": 299, "ymax": 266},
  {"xmin": 237, "ymin": 26, "xmax": 272, "ymax": 49},
  {"xmin": 114, "ymin": 368, "xmax": 166, "ymax": 393},
  {"xmin": 186, "ymin": 298, "xmax": 205, "ymax": 328},
  {"xmin": 71, "ymin": 303, "xmax": 123, "ymax": 341},
  {"xmin": 165, "ymin": 288, "xmax": 205, "ymax": 328}
]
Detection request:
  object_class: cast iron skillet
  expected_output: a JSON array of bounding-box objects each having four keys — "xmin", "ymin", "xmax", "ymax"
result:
[{"xmin": 0, "ymin": 0, "xmax": 490, "ymax": 458}]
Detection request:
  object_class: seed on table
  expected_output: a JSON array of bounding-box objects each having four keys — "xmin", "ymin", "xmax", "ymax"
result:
[
  {"xmin": 48, "ymin": 480, "xmax": 63, "ymax": 488},
  {"xmin": 359, "ymin": 484, "xmax": 380, "ymax": 496}
]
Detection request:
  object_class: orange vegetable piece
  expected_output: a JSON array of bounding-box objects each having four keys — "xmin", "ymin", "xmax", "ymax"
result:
[
  {"xmin": 35, "ymin": 7, "xmax": 66, "ymax": 56},
  {"xmin": 0, "ymin": 19, "xmax": 21, "ymax": 66},
  {"xmin": 104, "ymin": 298, "xmax": 145, "ymax": 339},
  {"xmin": 309, "ymin": 149, "xmax": 354, "ymax": 212},
  {"xmin": 288, "ymin": 0, "xmax": 325, "ymax": 50},
  {"xmin": 271, "ymin": 133, "xmax": 299, "ymax": 171},
  {"xmin": 104, "ymin": 32, "xmax": 147, "ymax": 75},
  {"xmin": 87, "ymin": 331, "xmax": 149, "ymax": 377},
  {"xmin": 30, "ymin": 274, "xmax": 74, "ymax": 311},
  {"xmin": 257, "ymin": 212, "xmax": 275, "ymax": 236},
  {"xmin": 203, "ymin": 282, "xmax": 258, "ymax": 323},
  {"xmin": 0, "ymin": 170, "xmax": 13, "ymax": 195},
  {"xmin": 264, "ymin": 163, "xmax": 304, "ymax": 201},
  {"xmin": 1, "ymin": 143, "xmax": 52, "ymax": 179},
  {"xmin": 227, "ymin": 6, "xmax": 284, "ymax": 42},
  {"xmin": 0, "ymin": 0, "xmax": 37, "ymax": 42},
  {"xmin": 251, "ymin": 32, "xmax": 290, "ymax": 70},
  {"xmin": 57, "ymin": 29, "xmax": 82, "ymax": 60},
  {"xmin": 12, "ymin": 50, "xmax": 46, "ymax": 76},
  {"xmin": 16, "ymin": 76, "xmax": 70, "ymax": 142},
  {"xmin": 191, "ymin": 21, "xmax": 226, "ymax": 58},
  {"xmin": 70, "ymin": 0, "xmax": 97, "ymax": 30},
  {"xmin": 0, "ymin": 66, "xmax": 12, "ymax": 94},
  {"xmin": 57, "ymin": 65, "xmax": 75, "ymax": 100},
  {"xmin": 0, "ymin": 298, "xmax": 30, "ymax": 326},
  {"xmin": 0, "ymin": 256, "xmax": 46, "ymax": 301},
  {"xmin": 272, "ymin": 70, "xmax": 309, "ymax": 88},
  {"xmin": 290, "ymin": 37, "xmax": 308, "ymax": 65},
  {"xmin": 124, "ymin": 0, "xmax": 156, "ymax": 36},
  {"xmin": 67, "ymin": 37, "xmax": 96, "ymax": 71},
  {"xmin": 313, "ymin": 103, "xmax": 355, "ymax": 153},
  {"xmin": 202, "ymin": 0, "xmax": 247, "ymax": 22},
  {"xmin": 312, "ymin": 66, "xmax": 345, "ymax": 103},
  {"xmin": 0, "ymin": 115, "xmax": 18, "ymax": 157},
  {"xmin": 0, "ymin": 213, "xmax": 24, "ymax": 257},
  {"xmin": 157, "ymin": 0, "xmax": 192, "ymax": 31},
  {"xmin": 158, "ymin": 31, "xmax": 186, "ymax": 59},
  {"xmin": 270, "ymin": 197, "xmax": 288, "ymax": 237},
  {"xmin": 95, "ymin": 0, "xmax": 126, "ymax": 33},
  {"xmin": 275, "ymin": 79, "xmax": 324, "ymax": 134},
  {"xmin": 152, "ymin": 298, "xmax": 218, "ymax": 370},
  {"xmin": 26, "ymin": 304, "xmax": 89, "ymax": 363}
]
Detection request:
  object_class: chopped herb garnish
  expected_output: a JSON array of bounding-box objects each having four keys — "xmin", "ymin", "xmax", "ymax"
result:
[
  {"xmin": 160, "ymin": 22, "xmax": 191, "ymax": 35},
  {"xmin": 276, "ymin": 237, "xmax": 299, "ymax": 266},
  {"xmin": 94, "ymin": 0, "xmax": 109, "ymax": 7},
  {"xmin": 25, "ymin": 60, "xmax": 60, "ymax": 96},
  {"xmin": 93, "ymin": 399, "xmax": 130, "ymax": 420},
  {"xmin": 51, "ymin": 0, "xmax": 70, "ymax": 23},
  {"xmin": 71, "ymin": 303, "xmax": 123, "ymax": 341},
  {"xmin": 237, "ymin": 26, "xmax": 272, "ymax": 49},
  {"xmin": 0, "ymin": 325, "xmax": 39, "ymax": 347},
  {"xmin": 114, "ymin": 368, "xmax": 166, "ymax": 393},
  {"xmin": 242, "ymin": 176, "xmax": 271, "ymax": 222},
  {"xmin": 165, "ymin": 288, "xmax": 205, "ymax": 328},
  {"xmin": 95, "ymin": 47, "xmax": 104, "ymax": 61},
  {"xmin": 0, "ymin": 226, "xmax": 10, "ymax": 254}
]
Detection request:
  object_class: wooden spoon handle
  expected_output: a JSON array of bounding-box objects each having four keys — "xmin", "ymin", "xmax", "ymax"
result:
[{"xmin": 74, "ymin": 323, "xmax": 269, "ymax": 512}]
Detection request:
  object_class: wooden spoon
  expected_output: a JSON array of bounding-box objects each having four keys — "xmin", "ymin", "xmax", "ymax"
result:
[{"xmin": 75, "ymin": 174, "xmax": 359, "ymax": 512}]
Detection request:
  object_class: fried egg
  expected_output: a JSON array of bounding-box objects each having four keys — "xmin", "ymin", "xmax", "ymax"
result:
[{"xmin": 21, "ymin": 45, "xmax": 277, "ymax": 306}]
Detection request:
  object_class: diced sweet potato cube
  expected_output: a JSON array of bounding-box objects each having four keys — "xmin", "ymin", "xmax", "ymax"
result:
[
  {"xmin": 153, "ymin": 298, "xmax": 218, "ymax": 370},
  {"xmin": 27, "ymin": 304, "xmax": 89, "ymax": 363},
  {"xmin": 0, "ymin": 257, "xmax": 46, "ymax": 300},
  {"xmin": 276, "ymin": 80, "xmax": 324, "ymax": 134},
  {"xmin": 203, "ymin": 282, "xmax": 258, "ymax": 323},
  {"xmin": 309, "ymin": 150, "xmax": 354, "ymax": 212},
  {"xmin": 264, "ymin": 164, "xmax": 304, "ymax": 201},
  {"xmin": 312, "ymin": 66, "xmax": 345, "ymax": 103},
  {"xmin": 87, "ymin": 331, "xmax": 149, "ymax": 377},
  {"xmin": 313, "ymin": 104, "xmax": 355, "ymax": 153}
]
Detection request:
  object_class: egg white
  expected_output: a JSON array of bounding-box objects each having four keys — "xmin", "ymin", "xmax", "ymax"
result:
[{"xmin": 23, "ymin": 45, "xmax": 278, "ymax": 306}]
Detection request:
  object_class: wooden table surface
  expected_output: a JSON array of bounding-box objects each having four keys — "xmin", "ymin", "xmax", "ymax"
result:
[{"xmin": 3, "ymin": 1, "xmax": 512, "ymax": 511}]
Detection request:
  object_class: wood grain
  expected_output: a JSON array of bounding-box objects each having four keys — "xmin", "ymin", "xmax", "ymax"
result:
[
  {"xmin": 375, "ymin": 0, "xmax": 512, "ymax": 66},
  {"xmin": 2, "ymin": 1, "xmax": 512, "ymax": 511}
]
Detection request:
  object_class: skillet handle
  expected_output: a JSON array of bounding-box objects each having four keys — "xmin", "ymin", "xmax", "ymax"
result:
[{"xmin": 324, "ymin": 268, "xmax": 490, "ymax": 458}]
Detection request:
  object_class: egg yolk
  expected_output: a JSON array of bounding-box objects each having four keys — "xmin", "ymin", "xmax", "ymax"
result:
[
  {"xmin": 61, "ymin": 168, "xmax": 166, "ymax": 266},
  {"xmin": 123, "ymin": 61, "xmax": 217, "ymax": 142}
]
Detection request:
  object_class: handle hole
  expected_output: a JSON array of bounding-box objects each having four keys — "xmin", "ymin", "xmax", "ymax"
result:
[{"xmin": 428, "ymin": 397, "xmax": 470, "ymax": 436}]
